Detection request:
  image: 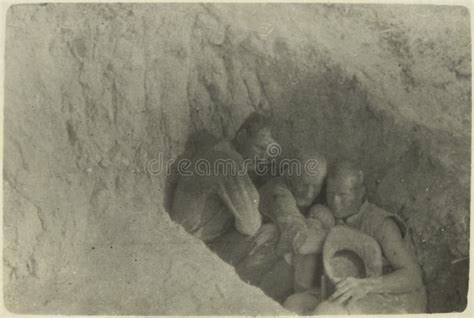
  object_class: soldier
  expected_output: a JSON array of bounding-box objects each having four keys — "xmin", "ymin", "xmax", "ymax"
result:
[
  {"xmin": 253, "ymin": 151, "xmax": 332, "ymax": 300},
  {"xmin": 170, "ymin": 112, "xmax": 277, "ymax": 242},
  {"xmin": 287, "ymin": 160, "xmax": 427, "ymax": 314}
]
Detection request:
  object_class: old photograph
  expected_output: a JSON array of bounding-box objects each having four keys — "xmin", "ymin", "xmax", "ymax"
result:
[{"xmin": 2, "ymin": 1, "xmax": 471, "ymax": 315}]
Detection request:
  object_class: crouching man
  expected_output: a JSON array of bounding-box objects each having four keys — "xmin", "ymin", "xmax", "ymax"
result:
[
  {"xmin": 208, "ymin": 149, "xmax": 332, "ymax": 298},
  {"xmin": 170, "ymin": 112, "xmax": 289, "ymax": 289},
  {"xmin": 312, "ymin": 160, "xmax": 427, "ymax": 314},
  {"xmin": 254, "ymin": 151, "xmax": 333, "ymax": 300}
]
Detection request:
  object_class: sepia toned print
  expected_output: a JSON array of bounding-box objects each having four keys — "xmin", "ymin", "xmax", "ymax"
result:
[{"xmin": 3, "ymin": 2, "xmax": 470, "ymax": 315}]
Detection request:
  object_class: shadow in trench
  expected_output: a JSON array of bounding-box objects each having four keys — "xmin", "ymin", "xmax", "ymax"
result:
[{"xmin": 163, "ymin": 129, "xmax": 219, "ymax": 213}]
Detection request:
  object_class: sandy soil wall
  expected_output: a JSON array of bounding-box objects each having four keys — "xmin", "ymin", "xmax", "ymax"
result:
[{"xmin": 4, "ymin": 3, "xmax": 470, "ymax": 313}]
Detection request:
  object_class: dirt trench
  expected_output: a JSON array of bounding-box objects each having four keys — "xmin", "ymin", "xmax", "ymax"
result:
[{"xmin": 3, "ymin": 3, "xmax": 470, "ymax": 314}]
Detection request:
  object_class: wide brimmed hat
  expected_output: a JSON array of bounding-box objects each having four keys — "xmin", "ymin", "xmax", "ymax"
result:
[{"xmin": 323, "ymin": 225, "xmax": 383, "ymax": 284}]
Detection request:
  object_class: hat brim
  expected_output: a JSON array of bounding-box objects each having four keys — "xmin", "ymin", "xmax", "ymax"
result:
[{"xmin": 323, "ymin": 225, "xmax": 383, "ymax": 284}]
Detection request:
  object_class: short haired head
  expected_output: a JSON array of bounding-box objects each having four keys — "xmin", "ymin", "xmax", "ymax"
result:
[
  {"xmin": 287, "ymin": 149, "xmax": 327, "ymax": 208},
  {"xmin": 233, "ymin": 112, "xmax": 277, "ymax": 170},
  {"xmin": 328, "ymin": 160, "xmax": 364, "ymax": 190},
  {"xmin": 326, "ymin": 160, "xmax": 366, "ymax": 219}
]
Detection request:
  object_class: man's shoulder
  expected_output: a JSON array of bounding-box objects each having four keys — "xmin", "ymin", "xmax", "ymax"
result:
[
  {"xmin": 259, "ymin": 177, "xmax": 299, "ymax": 220},
  {"xmin": 176, "ymin": 140, "xmax": 239, "ymax": 186},
  {"xmin": 197, "ymin": 140, "xmax": 243, "ymax": 163},
  {"xmin": 361, "ymin": 201, "xmax": 408, "ymax": 239},
  {"xmin": 361, "ymin": 201, "xmax": 394, "ymax": 219}
]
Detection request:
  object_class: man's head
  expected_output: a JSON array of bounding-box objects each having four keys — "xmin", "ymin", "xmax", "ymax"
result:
[
  {"xmin": 233, "ymin": 112, "xmax": 277, "ymax": 169},
  {"xmin": 287, "ymin": 151, "xmax": 327, "ymax": 208},
  {"xmin": 326, "ymin": 160, "xmax": 366, "ymax": 220}
]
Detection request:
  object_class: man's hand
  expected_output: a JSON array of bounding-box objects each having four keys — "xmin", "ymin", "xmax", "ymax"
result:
[
  {"xmin": 292, "ymin": 226, "xmax": 327, "ymax": 255},
  {"xmin": 328, "ymin": 277, "xmax": 373, "ymax": 307},
  {"xmin": 307, "ymin": 204, "xmax": 335, "ymax": 229}
]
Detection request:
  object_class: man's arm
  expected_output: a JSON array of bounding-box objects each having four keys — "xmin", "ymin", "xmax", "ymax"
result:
[
  {"xmin": 218, "ymin": 173, "xmax": 262, "ymax": 236},
  {"xmin": 367, "ymin": 219, "xmax": 424, "ymax": 293},
  {"xmin": 271, "ymin": 195, "xmax": 328, "ymax": 255},
  {"xmin": 293, "ymin": 204, "xmax": 334, "ymax": 254},
  {"xmin": 330, "ymin": 219, "xmax": 423, "ymax": 305},
  {"xmin": 271, "ymin": 194, "xmax": 308, "ymax": 253}
]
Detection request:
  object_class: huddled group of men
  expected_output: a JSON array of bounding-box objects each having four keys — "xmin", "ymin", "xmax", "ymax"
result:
[{"xmin": 170, "ymin": 112, "xmax": 427, "ymax": 315}]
